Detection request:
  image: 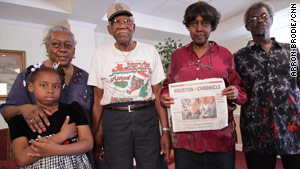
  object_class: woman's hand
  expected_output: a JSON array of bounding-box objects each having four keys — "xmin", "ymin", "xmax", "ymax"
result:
[
  {"xmin": 161, "ymin": 93, "xmax": 174, "ymax": 108},
  {"xmin": 21, "ymin": 104, "xmax": 52, "ymax": 134},
  {"xmin": 222, "ymin": 86, "xmax": 238, "ymax": 100}
]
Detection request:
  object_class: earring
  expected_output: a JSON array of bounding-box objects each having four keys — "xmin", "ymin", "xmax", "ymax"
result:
[
  {"xmin": 46, "ymin": 53, "xmax": 49, "ymax": 57},
  {"xmin": 72, "ymin": 56, "xmax": 75, "ymax": 59}
]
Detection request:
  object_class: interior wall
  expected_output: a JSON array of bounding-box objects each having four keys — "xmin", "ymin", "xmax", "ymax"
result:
[{"xmin": 0, "ymin": 22, "xmax": 48, "ymax": 67}]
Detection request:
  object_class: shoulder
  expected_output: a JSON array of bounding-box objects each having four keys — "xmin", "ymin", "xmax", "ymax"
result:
[
  {"xmin": 8, "ymin": 115, "xmax": 24, "ymax": 124},
  {"xmin": 211, "ymin": 42, "xmax": 233, "ymax": 58},
  {"xmin": 59, "ymin": 101, "xmax": 81, "ymax": 108},
  {"xmin": 59, "ymin": 102, "xmax": 83, "ymax": 115},
  {"xmin": 136, "ymin": 41, "xmax": 157, "ymax": 51},
  {"xmin": 72, "ymin": 65, "xmax": 92, "ymax": 86},
  {"xmin": 276, "ymin": 41, "xmax": 291, "ymax": 50},
  {"xmin": 8, "ymin": 115, "xmax": 26, "ymax": 131},
  {"xmin": 94, "ymin": 43, "xmax": 115, "ymax": 57},
  {"xmin": 73, "ymin": 65, "xmax": 87, "ymax": 73},
  {"xmin": 17, "ymin": 67, "xmax": 29, "ymax": 80},
  {"xmin": 96, "ymin": 43, "xmax": 114, "ymax": 50},
  {"xmin": 233, "ymin": 46, "xmax": 250, "ymax": 58},
  {"xmin": 73, "ymin": 65, "xmax": 88, "ymax": 76},
  {"xmin": 137, "ymin": 41, "xmax": 150, "ymax": 47},
  {"xmin": 172, "ymin": 43, "xmax": 190, "ymax": 55},
  {"xmin": 215, "ymin": 43, "xmax": 232, "ymax": 55}
]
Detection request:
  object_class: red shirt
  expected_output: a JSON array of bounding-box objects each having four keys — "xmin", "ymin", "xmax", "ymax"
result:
[{"xmin": 161, "ymin": 41, "xmax": 246, "ymax": 153}]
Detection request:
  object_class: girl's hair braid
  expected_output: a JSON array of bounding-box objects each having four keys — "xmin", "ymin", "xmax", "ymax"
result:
[{"xmin": 23, "ymin": 64, "xmax": 65, "ymax": 87}]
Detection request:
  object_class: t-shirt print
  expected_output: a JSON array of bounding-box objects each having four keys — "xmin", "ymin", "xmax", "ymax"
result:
[{"xmin": 109, "ymin": 60, "xmax": 153, "ymax": 103}]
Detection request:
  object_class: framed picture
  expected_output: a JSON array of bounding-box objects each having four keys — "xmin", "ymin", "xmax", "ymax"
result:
[{"xmin": 0, "ymin": 49, "xmax": 26, "ymax": 100}]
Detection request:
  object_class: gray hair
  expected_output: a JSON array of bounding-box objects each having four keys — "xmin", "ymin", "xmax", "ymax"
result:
[
  {"xmin": 244, "ymin": 1, "xmax": 274, "ymax": 25},
  {"xmin": 43, "ymin": 26, "xmax": 76, "ymax": 45}
]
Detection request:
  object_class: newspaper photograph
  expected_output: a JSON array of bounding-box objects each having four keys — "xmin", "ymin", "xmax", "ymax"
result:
[{"xmin": 169, "ymin": 78, "xmax": 228, "ymax": 132}]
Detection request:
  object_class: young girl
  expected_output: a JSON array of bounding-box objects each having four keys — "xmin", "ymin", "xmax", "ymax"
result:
[{"xmin": 8, "ymin": 64, "xmax": 93, "ymax": 168}]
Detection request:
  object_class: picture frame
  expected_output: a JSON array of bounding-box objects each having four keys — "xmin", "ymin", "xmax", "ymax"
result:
[{"xmin": 0, "ymin": 49, "xmax": 26, "ymax": 100}]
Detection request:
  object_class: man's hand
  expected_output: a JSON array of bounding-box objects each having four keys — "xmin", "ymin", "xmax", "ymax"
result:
[
  {"xmin": 160, "ymin": 131, "xmax": 171, "ymax": 162},
  {"xmin": 93, "ymin": 126, "xmax": 104, "ymax": 161},
  {"xmin": 21, "ymin": 104, "xmax": 52, "ymax": 133}
]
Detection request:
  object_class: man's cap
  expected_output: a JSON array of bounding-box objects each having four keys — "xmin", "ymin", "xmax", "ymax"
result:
[{"xmin": 107, "ymin": 2, "xmax": 133, "ymax": 21}]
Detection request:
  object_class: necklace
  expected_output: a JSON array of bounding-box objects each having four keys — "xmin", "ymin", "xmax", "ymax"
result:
[
  {"xmin": 122, "ymin": 51, "xmax": 131, "ymax": 62},
  {"xmin": 190, "ymin": 42, "xmax": 212, "ymax": 69}
]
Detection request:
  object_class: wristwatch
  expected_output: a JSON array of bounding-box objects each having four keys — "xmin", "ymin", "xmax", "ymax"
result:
[{"xmin": 162, "ymin": 127, "xmax": 171, "ymax": 131}]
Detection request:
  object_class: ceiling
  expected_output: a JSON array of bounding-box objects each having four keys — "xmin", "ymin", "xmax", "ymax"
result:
[{"xmin": 0, "ymin": 0, "xmax": 298, "ymax": 45}]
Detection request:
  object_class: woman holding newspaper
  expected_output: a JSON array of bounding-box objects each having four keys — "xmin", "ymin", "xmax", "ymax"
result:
[{"xmin": 160, "ymin": 2, "xmax": 246, "ymax": 169}]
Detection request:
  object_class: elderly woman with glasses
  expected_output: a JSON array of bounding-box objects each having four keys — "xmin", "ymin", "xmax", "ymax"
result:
[
  {"xmin": 0, "ymin": 26, "xmax": 95, "ymax": 168},
  {"xmin": 160, "ymin": 2, "xmax": 246, "ymax": 169}
]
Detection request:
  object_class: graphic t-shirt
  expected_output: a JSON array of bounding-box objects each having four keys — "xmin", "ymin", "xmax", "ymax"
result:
[{"xmin": 88, "ymin": 42, "xmax": 165, "ymax": 105}]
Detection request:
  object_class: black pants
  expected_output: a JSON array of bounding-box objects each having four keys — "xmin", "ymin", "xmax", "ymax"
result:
[
  {"xmin": 174, "ymin": 148, "xmax": 235, "ymax": 169},
  {"xmin": 245, "ymin": 152, "xmax": 300, "ymax": 169},
  {"xmin": 102, "ymin": 103, "xmax": 168, "ymax": 169}
]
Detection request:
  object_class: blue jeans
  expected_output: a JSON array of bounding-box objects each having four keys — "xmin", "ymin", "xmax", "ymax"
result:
[{"xmin": 174, "ymin": 148, "xmax": 235, "ymax": 169}]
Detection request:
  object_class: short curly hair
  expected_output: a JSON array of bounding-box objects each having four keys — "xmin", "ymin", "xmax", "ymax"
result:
[
  {"xmin": 43, "ymin": 26, "xmax": 76, "ymax": 45},
  {"xmin": 183, "ymin": 1, "xmax": 221, "ymax": 31},
  {"xmin": 244, "ymin": 2, "xmax": 274, "ymax": 26}
]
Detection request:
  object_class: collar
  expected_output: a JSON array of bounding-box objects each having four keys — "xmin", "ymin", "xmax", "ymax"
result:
[
  {"xmin": 185, "ymin": 41, "xmax": 219, "ymax": 52},
  {"xmin": 246, "ymin": 37, "xmax": 282, "ymax": 49}
]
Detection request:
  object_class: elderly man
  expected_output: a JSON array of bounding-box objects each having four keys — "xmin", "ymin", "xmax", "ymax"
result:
[
  {"xmin": 234, "ymin": 2, "xmax": 300, "ymax": 169},
  {"xmin": 88, "ymin": 2, "xmax": 170, "ymax": 169}
]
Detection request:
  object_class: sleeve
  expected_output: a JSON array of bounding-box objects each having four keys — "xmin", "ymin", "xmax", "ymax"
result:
[
  {"xmin": 225, "ymin": 49, "xmax": 246, "ymax": 105},
  {"xmin": 150, "ymin": 46, "xmax": 166, "ymax": 85},
  {"xmin": 0, "ymin": 70, "xmax": 34, "ymax": 117},
  {"xmin": 233, "ymin": 50, "xmax": 242, "ymax": 79},
  {"xmin": 161, "ymin": 49, "xmax": 178, "ymax": 96},
  {"xmin": 8, "ymin": 115, "xmax": 28, "ymax": 141},
  {"xmin": 87, "ymin": 49, "xmax": 104, "ymax": 89},
  {"xmin": 68, "ymin": 102, "xmax": 89, "ymax": 126}
]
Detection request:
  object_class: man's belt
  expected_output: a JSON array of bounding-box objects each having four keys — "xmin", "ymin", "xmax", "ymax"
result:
[{"xmin": 104, "ymin": 101, "xmax": 155, "ymax": 112}]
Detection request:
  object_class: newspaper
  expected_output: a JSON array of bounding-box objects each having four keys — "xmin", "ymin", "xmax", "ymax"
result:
[{"xmin": 169, "ymin": 78, "xmax": 228, "ymax": 132}]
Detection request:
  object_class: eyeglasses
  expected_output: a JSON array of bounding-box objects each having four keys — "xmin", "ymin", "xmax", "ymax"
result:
[
  {"xmin": 189, "ymin": 21, "xmax": 211, "ymax": 28},
  {"xmin": 248, "ymin": 13, "xmax": 270, "ymax": 23},
  {"xmin": 50, "ymin": 41, "xmax": 74, "ymax": 49},
  {"xmin": 190, "ymin": 43, "xmax": 212, "ymax": 69},
  {"xmin": 111, "ymin": 19, "xmax": 134, "ymax": 27}
]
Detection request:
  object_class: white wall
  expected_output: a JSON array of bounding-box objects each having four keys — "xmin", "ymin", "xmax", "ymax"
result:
[
  {"xmin": 0, "ymin": 21, "xmax": 48, "ymax": 67},
  {"xmin": 68, "ymin": 20, "xmax": 97, "ymax": 72}
]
